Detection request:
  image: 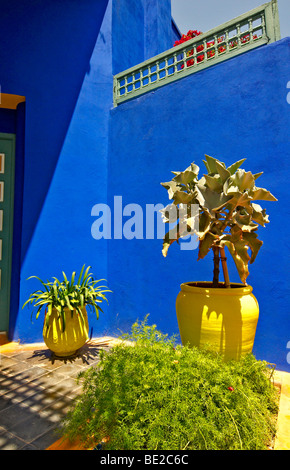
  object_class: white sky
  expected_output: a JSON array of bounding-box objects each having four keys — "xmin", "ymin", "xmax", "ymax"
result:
[{"xmin": 171, "ymin": 0, "xmax": 289, "ymax": 39}]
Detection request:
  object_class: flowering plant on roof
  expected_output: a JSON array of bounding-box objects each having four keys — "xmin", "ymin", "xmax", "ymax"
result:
[{"xmin": 174, "ymin": 29, "xmax": 258, "ymax": 68}]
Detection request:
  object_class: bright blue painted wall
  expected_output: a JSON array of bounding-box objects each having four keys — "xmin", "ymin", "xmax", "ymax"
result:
[
  {"xmin": 0, "ymin": 0, "xmax": 176, "ymax": 342},
  {"xmin": 112, "ymin": 0, "xmax": 173, "ymax": 74},
  {"xmin": 1, "ymin": 0, "xmax": 289, "ymax": 371},
  {"xmin": 108, "ymin": 38, "xmax": 290, "ymax": 371},
  {"xmin": 144, "ymin": 0, "xmax": 173, "ymax": 59},
  {"xmin": 0, "ymin": 0, "xmax": 111, "ymax": 341}
]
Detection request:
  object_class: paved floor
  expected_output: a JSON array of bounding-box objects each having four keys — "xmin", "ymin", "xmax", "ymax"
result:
[
  {"xmin": 0, "ymin": 338, "xmax": 115, "ymax": 450},
  {"xmin": 274, "ymin": 370, "xmax": 290, "ymax": 450},
  {"xmin": 0, "ymin": 338, "xmax": 289, "ymax": 450}
]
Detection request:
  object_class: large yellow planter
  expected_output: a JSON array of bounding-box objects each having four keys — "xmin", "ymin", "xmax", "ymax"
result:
[
  {"xmin": 43, "ymin": 307, "xmax": 89, "ymax": 357},
  {"xmin": 176, "ymin": 282, "xmax": 259, "ymax": 361}
]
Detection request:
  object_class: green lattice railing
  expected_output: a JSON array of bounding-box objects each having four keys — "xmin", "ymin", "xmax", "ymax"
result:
[{"xmin": 113, "ymin": 0, "xmax": 281, "ymax": 106}]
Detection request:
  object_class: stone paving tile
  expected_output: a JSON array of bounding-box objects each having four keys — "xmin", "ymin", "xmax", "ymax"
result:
[
  {"xmin": 20, "ymin": 443, "xmax": 39, "ymax": 450},
  {"xmin": 0, "ymin": 399, "xmax": 39, "ymax": 430},
  {"xmin": 0, "ymin": 360, "xmax": 31, "ymax": 378},
  {"xmin": 0, "ymin": 338, "xmax": 114, "ymax": 450},
  {"xmin": 0, "ymin": 430, "xmax": 28, "ymax": 450},
  {"xmin": 0, "ymin": 395, "xmax": 15, "ymax": 412},
  {"xmin": 16, "ymin": 371, "xmax": 67, "ymax": 390},
  {"xmin": 7, "ymin": 413, "xmax": 57, "ymax": 443},
  {"xmin": 15, "ymin": 389, "xmax": 69, "ymax": 414},
  {"xmin": 28, "ymin": 426, "xmax": 60, "ymax": 450},
  {"xmin": 1, "ymin": 367, "xmax": 50, "ymax": 394},
  {"xmin": 0, "ymin": 374, "xmax": 46, "ymax": 398}
]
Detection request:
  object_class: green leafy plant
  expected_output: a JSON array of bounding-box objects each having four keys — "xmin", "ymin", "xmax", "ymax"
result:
[
  {"xmin": 160, "ymin": 155, "xmax": 277, "ymax": 286},
  {"xmin": 61, "ymin": 317, "xmax": 279, "ymax": 450},
  {"xmin": 22, "ymin": 265, "xmax": 111, "ymax": 332}
]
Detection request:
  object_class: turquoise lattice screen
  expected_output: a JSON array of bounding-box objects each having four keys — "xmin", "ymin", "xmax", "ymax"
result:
[{"xmin": 113, "ymin": 0, "xmax": 281, "ymax": 106}]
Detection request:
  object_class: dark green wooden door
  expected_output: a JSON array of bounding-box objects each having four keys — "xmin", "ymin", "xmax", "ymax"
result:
[{"xmin": 0, "ymin": 133, "xmax": 15, "ymax": 333}]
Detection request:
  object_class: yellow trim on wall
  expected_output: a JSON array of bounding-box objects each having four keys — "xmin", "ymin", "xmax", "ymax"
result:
[{"xmin": 0, "ymin": 93, "xmax": 26, "ymax": 109}]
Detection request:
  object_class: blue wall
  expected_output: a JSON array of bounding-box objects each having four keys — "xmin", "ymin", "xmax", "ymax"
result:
[
  {"xmin": 112, "ymin": 0, "xmax": 173, "ymax": 74},
  {"xmin": 108, "ymin": 38, "xmax": 290, "ymax": 371},
  {"xmin": 0, "ymin": 0, "xmax": 111, "ymax": 341},
  {"xmin": 0, "ymin": 0, "xmax": 176, "ymax": 342},
  {"xmin": 1, "ymin": 0, "xmax": 289, "ymax": 372}
]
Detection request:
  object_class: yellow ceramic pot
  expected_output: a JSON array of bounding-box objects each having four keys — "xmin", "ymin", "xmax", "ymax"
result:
[
  {"xmin": 43, "ymin": 307, "xmax": 89, "ymax": 357},
  {"xmin": 176, "ymin": 282, "xmax": 259, "ymax": 361}
]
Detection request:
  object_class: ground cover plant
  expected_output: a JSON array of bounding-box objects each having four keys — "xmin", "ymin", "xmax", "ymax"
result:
[{"xmin": 61, "ymin": 317, "xmax": 279, "ymax": 450}]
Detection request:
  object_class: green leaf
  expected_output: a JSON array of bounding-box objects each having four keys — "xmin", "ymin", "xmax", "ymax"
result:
[
  {"xmin": 162, "ymin": 229, "xmax": 179, "ymax": 257},
  {"xmin": 81, "ymin": 266, "xmax": 91, "ymax": 286},
  {"xmin": 65, "ymin": 295, "xmax": 74, "ymax": 311},
  {"xmin": 203, "ymin": 154, "xmax": 225, "ymax": 175},
  {"xmin": 77, "ymin": 264, "xmax": 85, "ymax": 285},
  {"xmin": 196, "ymin": 210, "xmax": 211, "ymax": 238},
  {"xmin": 162, "ymin": 220, "xmax": 191, "ymax": 257},
  {"xmin": 251, "ymin": 203, "xmax": 269, "ymax": 226},
  {"xmin": 250, "ymin": 187, "xmax": 277, "ymax": 202},
  {"xmin": 35, "ymin": 305, "xmax": 43, "ymax": 319},
  {"xmin": 173, "ymin": 190, "xmax": 196, "ymax": 205},
  {"xmin": 160, "ymin": 180, "xmax": 183, "ymax": 200},
  {"xmin": 70, "ymin": 271, "xmax": 76, "ymax": 288},
  {"xmin": 76, "ymin": 307, "xmax": 85, "ymax": 326},
  {"xmin": 226, "ymin": 158, "xmax": 246, "ymax": 175},
  {"xmin": 242, "ymin": 232, "xmax": 263, "ymax": 264},
  {"xmin": 45, "ymin": 304, "xmax": 52, "ymax": 330},
  {"xmin": 223, "ymin": 191, "xmax": 253, "ymax": 213},
  {"xmin": 204, "ymin": 174, "xmax": 223, "ymax": 192},
  {"xmin": 220, "ymin": 240, "xmax": 249, "ymax": 284},
  {"xmin": 172, "ymin": 163, "xmax": 199, "ymax": 185},
  {"xmin": 215, "ymin": 160, "xmax": 231, "ymax": 184},
  {"xmin": 253, "ymin": 172, "xmax": 263, "ymax": 180},
  {"xmin": 229, "ymin": 169, "xmax": 256, "ymax": 192},
  {"xmin": 93, "ymin": 304, "xmax": 100, "ymax": 320},
  {"xmin": 26, "ymin": 276, "xmax": 51, "ymax": 292},
  {"xmin": 196, "ymin": 184, "xmax": 231, "ymax": 214},
  {"xmin": 197, "ymin": 232, "xmax": 218, "ymax": 260},
  {"xmin": 60, "ymin": 308, "xmax": 66, "ymax": 333}
]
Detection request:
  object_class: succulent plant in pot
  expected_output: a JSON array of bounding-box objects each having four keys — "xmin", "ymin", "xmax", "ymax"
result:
[
  {"xmin": 160, "ymin": 155, "xmax": 277, "ymax": 360},
  {"xmin": 23, "ymin": 265, "xmax": 111, "ymax": 357}
]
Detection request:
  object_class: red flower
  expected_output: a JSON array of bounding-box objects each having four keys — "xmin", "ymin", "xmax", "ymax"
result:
[
  {"xmin": 173, "ymin": 30, "xmax": 203, "ymax": 48},
  {"xmin": 228, "ymin": 386, "xmax": 234, "ymax": 392},
  {"xmin": 173, "ymin": 28, "xmax": 256, "ymax": 68}
]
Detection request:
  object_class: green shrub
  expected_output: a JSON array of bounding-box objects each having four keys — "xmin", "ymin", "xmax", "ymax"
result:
[{"xmin": 61, "ymin": 317, "xmax": 279, "ymax": 450}]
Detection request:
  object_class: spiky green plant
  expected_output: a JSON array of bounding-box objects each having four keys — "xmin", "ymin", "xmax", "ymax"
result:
[
  {"xmin": 22, "ymin": 265, "xmax": 111, "ymax": 332},
  {"xmin": 160, "ymin": 155, "xmax": 277, "ymax": 286}
]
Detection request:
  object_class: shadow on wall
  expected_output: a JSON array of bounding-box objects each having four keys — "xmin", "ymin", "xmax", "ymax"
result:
[{"xmin": 0, "ymin": 0, "xmax": 109, "ymax": 262}]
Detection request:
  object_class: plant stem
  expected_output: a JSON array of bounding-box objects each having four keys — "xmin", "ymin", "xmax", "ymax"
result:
[
  {"xmin": 212, "ymin": 246, "xmax": 220, "ymax": 287},
  {"xmin": 220, "ymin": 246, "xmax": 231, "ymax": 288}
]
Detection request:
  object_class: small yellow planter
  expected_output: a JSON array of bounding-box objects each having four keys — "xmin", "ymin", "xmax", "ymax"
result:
[
  {"xmin": 43, "ymin": 307, "xmax": 89, "ymax": 357},
  {"xmin": 176, "ymin": 282, "xmax": 259, "ymax": 361}
]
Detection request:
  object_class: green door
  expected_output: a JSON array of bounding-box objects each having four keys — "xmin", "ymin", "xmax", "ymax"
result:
[{"xmin": 0, "ymin": 133, "xmax": 15, "ymax": 333}]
